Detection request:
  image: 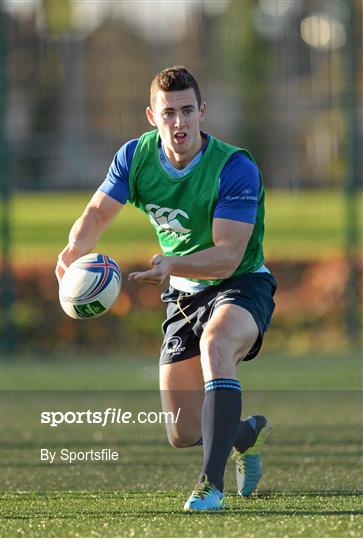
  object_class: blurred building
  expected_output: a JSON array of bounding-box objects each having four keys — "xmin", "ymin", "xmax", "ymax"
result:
[{"xmin": 3, "ymin": 0, "xmax": 362, "ymax": 190}]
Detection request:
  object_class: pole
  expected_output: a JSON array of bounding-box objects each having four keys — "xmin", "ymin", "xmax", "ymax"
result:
[
  {"xmin": 344, "ymin": 0, "xmax": 361, "ymax": 347},
  {"xmin": 0, "ymin": 0, "xmax": 14, "ymax": 356}
]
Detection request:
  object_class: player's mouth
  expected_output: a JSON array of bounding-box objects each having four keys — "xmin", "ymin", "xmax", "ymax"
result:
[{"xmin": 173, "ymin": 132, "xmax": 187, "ymax": 144}]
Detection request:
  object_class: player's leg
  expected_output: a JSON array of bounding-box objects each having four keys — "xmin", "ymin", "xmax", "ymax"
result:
[
  {"xmin": 184, "ymin": 304, "xmax": 259, "ymax": 511},
  {"xmin": 199, "ymin": 304, "xmax": 271, "ymax": 502},
  {"xmin": 160, "ymin": 352, "xmax": 267, "ymax": 454},
  {"xmin": 200, "ymin": 305, "xmax": 258, "ymax": 475},
  {"xmin": 232, "ymin": 414, "xmax": 271, "ymax": 496},
  {"xmin": 159, "ymin": 355, "xmax": 204, "ymax": 448},
  {"xmin": 162, "ymin": 274, "xmax": 275, "ymax": 509},
  {"xmin": 158, "ymin": 284, "xmax": 203, "ymax": 446},
  {"xmin": 227, "ymin": 273, "xmax": 276, "ymax": 497},
  {"xmin": 159, "ymin": 287, "xmax": 205, "ymax": 448}
]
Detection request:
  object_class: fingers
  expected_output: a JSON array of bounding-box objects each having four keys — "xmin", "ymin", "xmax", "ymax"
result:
[
  {"xmin": 55, "ymin": 247, "xmax": 73, "ymax": 284},
  {"xmin": 57, "ymin": 258, "xmax": 68, "ymax": 273},
  {"xmin": 55, "ymin": 266, "xmax": 63, "ymax": 285},
  {"xmin": 129, "ymin": 254, "xmax": 168, "ymax": 286},
  {"xmin": 55, "ymin": 259, "xmax": 67, "ymax": 285},
  {"xmin": 150, "ymin": 253, "xmax": 162, "ymax": 265},
  {"xmin": 128, "ymin": 271, "xmax": 160, "ymax": 285}
]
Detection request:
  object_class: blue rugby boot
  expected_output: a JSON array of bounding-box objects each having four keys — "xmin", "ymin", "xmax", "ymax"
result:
[
  {"xmin": 232, "ymin": 415, "xmax": 271, "ymax": 496},
  {"xmin": 184, "ymin": 475, "xmax": 224, "ymax": 511}
]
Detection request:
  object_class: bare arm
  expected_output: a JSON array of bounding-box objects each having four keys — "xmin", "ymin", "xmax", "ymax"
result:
[
  {"xmin": 55, "ymin": 191, "xmax": 123, "ymax": 283},
  {"xmin": 129, "ymin": 218, "xmax": 253, "ymax": 285}
]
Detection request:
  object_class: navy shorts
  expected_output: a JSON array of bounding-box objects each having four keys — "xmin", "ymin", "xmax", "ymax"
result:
[{"xmin": 159, "ymin": 272, "xmax": 277, "ymax": 365}]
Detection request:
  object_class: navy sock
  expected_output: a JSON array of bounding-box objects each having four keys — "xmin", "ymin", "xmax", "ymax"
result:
[
  {"xmin": 193, "ymin": 417, "xmax": 257, "ymax": 452},
  {"xmin": 234, "ymin": 416, "xmax": 256, "ymax": 453},
  {"xmin": 198, "ymin": 378, "xmax": 242, "ymax": 492}
]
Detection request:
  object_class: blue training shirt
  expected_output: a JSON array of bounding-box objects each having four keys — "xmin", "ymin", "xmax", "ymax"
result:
[{"xmin": 99, "ymin": 134, "xmax": 260, "ymax": 224}]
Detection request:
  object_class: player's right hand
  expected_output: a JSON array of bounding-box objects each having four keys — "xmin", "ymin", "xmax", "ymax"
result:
[
  {"xmin": 128, "ymin": 254, "xmax": 172, "ymax": 286},
  {"xmin": 55, "ymin": 245, "xmax": 81, "ymax": 284}
]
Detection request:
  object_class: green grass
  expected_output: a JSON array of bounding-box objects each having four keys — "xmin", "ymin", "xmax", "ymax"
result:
[
  {"xmin": 1, "ymin": 353, "xmax": 362, "ymax": 537},
  {"xmin": 2, "ymin": 492, "xmax": 362, "ymax": 537},
  {"xmin": 2, "ymin": 352, "xmax": 361, "ymax": 390},
  {"xmin": 10, "ymin": 189, "xmax": 363, "ymax": 264}
]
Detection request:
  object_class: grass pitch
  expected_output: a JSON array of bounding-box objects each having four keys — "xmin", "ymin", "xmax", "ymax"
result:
[
  {"xmin": 11, "ymin": 189, "xmax": 363, "ymax": 264},
  {"xmin": 1, "ymin": 353, "xmax": 362, "ymax": 537},
  {"xmin": 2, "ymin": 492, "xmax": 361, "ymax": 537}
]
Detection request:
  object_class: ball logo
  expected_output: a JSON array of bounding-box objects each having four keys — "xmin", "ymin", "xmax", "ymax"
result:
[
  {"xmin": 166, "ymin": 336, "xmax": 186, "ymax": 355},
  {"xmin": 145, "ymin": 204, "xmax": 191, "ymax": 234}
]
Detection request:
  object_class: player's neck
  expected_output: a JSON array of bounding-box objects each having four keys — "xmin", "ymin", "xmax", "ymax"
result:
[{"xmin": 165, "ymin": 132, "xmax": 207, "ymax": 170}]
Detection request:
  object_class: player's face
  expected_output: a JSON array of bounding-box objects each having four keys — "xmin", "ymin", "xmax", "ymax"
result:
[{"xmin": 146, "ymin": 88, "xmax": 207, "ymax": 169}]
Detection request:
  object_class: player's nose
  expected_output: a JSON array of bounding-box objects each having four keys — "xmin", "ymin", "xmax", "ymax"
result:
[{"xmin": 174, "ymin": 112, "xmax": 186, "ymax": 128}]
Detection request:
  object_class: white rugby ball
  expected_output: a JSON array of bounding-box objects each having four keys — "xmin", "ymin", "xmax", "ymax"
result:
[{"xmin": 59, "ymin": 253, "xmax": 122, "ymax": 319}]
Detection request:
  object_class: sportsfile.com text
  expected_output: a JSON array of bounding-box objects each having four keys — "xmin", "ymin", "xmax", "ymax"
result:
[{"xmin": 40, "ymin": 408, "xmax": 181, "ymax": 427}]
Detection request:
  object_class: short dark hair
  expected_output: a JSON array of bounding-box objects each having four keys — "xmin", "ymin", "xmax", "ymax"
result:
[{"xmin": 150, "ymin": 65, "xmax": 202, "ymax": 109}]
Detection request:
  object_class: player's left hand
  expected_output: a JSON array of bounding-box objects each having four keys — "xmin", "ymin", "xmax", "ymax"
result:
[{"xmin": 128, "ymin": 254, "xmax": 171, "ymax": 286}]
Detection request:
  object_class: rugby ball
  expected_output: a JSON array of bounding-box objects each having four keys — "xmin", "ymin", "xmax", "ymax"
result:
[{"xmin": 59, "ymin": 253, "xmax": 122, "ymax": 319}]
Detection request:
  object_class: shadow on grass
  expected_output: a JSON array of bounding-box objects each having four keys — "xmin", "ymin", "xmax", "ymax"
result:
[
  {"xmin": 2, "ymin": 509, "xmax": 363, "ymax": 520},
  {"xmin": 2, "ymin": 490, "xmax": 363, "ymax": 499}
]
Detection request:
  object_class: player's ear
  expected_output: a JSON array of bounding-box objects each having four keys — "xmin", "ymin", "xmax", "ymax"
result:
[
  {"xmin": 199, "ymin": 102, "xmax": 207, "ymax": 123},
  {"xmin": 146, "ymin": 106, "xmax": 157, "ymax": 127}
]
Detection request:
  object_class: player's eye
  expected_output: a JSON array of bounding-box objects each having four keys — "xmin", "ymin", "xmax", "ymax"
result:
[
  {"xmin": 162, "ymin": 111, "xmax": 174, "ymax": 118},
  {"xmin": 184, "ymin": 108, "xmax": 193, "ymax": 115}
]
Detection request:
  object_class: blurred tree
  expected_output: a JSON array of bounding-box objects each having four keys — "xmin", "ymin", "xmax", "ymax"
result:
[
  {"xmin": 84, "ymin": 19, "xmax": 154, "ymax": 144},
  {"xmin": 0, "ymin": 0, "xmax": 15, "ymax": 354},
  {"xmin": 217, "ymin": 0, "xmax": 271, "ymax": 171},
  {"xmin": 42, "ymin": 0, "xmax": 72, "ymax": 35}
]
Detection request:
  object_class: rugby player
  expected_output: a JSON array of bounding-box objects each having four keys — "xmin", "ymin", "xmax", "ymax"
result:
[{"xmin": 56, "ymin": 66, "xmax": 276, "ymax": 511}]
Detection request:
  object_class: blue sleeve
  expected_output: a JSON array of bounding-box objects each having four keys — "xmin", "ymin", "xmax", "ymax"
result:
[
  {"xmin": 213, "ymin": 152, "xmax": 260, "ymax": 224},
  {"xmin": 98, "ymin": 139, "xmax": 139, "ymax": 204}
]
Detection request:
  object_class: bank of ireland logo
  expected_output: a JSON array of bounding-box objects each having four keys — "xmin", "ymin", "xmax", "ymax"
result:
[
  {"xmin": 166, "ymin": 336, "xmax": 186, "ymax": 355},
  {"xmin": 145, "ymin": 204, "xmax": 191, "ymax": 234}
]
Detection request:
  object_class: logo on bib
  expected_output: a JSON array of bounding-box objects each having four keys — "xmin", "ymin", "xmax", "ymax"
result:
[{"xmin": 146, "ymin": 204, "xmax": 191, "ymax": 234}]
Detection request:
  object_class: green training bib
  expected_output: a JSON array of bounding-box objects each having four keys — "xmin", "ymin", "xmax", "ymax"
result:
[{"xmin": 129, "ymin": 129, "xmax": 265, "ymax": 286}]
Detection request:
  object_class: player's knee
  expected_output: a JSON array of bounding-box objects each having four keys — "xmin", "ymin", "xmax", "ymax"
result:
[
  {"xmin": 167, "ymin": 431, "xmax": 201, "ymax": 449},
  {"xmin": 234, "ymin": 329, "xmax": 259, "ymax": 361},
  {"xmin": 200, "ymin": 328, "xmax": 256, "ymax": 368},
  {"xmin": 200, "ymin": 331, "xmax": 230, "ymax": 369}
]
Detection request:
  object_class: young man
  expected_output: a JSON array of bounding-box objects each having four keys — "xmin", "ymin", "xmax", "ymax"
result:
[{"xmin": 56, "ymin": 66, "xmax": 276, "ymax": 511}]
